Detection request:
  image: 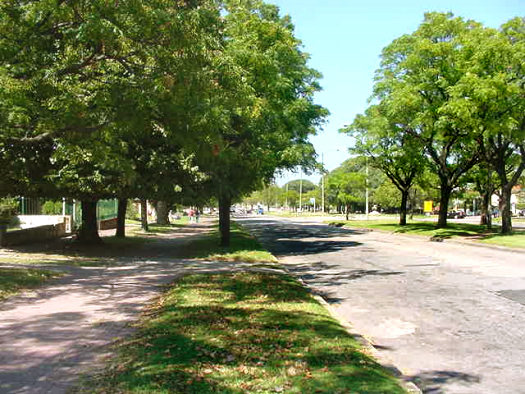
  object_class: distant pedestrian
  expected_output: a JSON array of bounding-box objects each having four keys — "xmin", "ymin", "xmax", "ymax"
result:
[
  {"xmin": 195, "ymin": 208, "xmax": 200, "ymax": 223},
  {"xmin": 188, "ymin": 208, "xmax": 195, "ymax": 223}
]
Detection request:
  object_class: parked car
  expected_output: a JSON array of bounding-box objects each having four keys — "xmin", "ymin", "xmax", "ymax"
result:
[{"xmin": 447, "ymin": 210, "xmax": 466, "ymax": 219}]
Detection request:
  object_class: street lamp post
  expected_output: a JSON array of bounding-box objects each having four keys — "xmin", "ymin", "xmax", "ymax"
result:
[
  {"xmin": 321, "ymin": 153, "xmax": 325, "ymax": 214},
  {"xmin": 299, "ymin": 168, "xmax": 303, "ymax": 213},
  {"xmin": 365, "ymin": 157, "xmax": 369, "ymax": 220},
  {"xmin": 285, "ymin": 183, "xmax": 289, "ymax": 211}
]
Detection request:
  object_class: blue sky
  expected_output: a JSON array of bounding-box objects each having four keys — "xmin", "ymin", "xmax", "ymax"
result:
[{"xmin": 272, "ymin": 0, "xmax": 524, "ymax": 185}]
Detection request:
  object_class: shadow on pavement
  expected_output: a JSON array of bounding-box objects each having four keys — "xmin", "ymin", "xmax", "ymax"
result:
[
  {"xmin": 291, "ymin": 261, "xmax": 403, "ymax": 284},
  {"xmin": 269, "ymin": 239, "xmax": 362, "ymax": 256},
  {"xmin": 240, "ymin": 218, "xmax": 366, "ymax": 239},
  {"xmin": 239, "ymin": 218, "xmax": 365, "ymax": 257},
  {"xmin": 408, "ymin": 370, "xmax": 481, "ymax": 393}
]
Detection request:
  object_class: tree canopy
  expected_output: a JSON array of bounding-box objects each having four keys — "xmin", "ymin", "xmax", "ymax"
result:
[{"xmin": 0, "ymin": 0, "xmax": 327, "ymax": 244}]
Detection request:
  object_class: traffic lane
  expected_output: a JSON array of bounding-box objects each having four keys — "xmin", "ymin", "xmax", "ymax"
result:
[{"xmin": 238, "ymin": 216, "xmax": 525, "ymax": 394}]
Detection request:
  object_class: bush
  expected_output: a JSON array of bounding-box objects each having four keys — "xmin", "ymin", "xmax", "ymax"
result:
[
  {"xmin": 42, "ymin": 200, "xmax": 63, "ymax": 215},
  {"xmin": 126, "ymin": 200, "xmax": 140, "ymax": 220},
  {"xmin": 0, "ymin": 198, "xmax": 19, "ymax": 226}
]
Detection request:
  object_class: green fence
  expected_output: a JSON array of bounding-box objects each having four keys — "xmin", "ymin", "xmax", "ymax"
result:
[
  {"xmin": 17, "ymin": 198, "xmax": 118, "ymax": 229},
  {"xmin": 96, "ymin": 199, "xmax": 118, "ymax": 221}
]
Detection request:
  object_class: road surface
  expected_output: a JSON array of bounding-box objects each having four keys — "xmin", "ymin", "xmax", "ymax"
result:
[{"xmin": 240, "ymin": 215, "xmax": 525, "ymax": 394}]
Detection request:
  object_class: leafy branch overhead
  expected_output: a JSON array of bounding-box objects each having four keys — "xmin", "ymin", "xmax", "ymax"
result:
[{"xmin": 0, "ymin": 0, "xmax": 327, "ymax": 245}]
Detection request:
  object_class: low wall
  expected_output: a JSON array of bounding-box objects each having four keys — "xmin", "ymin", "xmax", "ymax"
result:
[
  {"xmin": 1, "ymin": 222, "xmax": 66, "ymax": 247},
  {"xmin": 19, "ymin": 215, "xmax": 72, "ymax": 233},
  {"xmin": 99, "ymin": 218, "xmax": 117, "ymax": 230}
]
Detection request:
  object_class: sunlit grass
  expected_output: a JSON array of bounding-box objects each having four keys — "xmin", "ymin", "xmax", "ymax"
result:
[
  {"xmin": 183, "ymin": 222, "xmax": 277, "ymax": 264},
  {"xmin": 327, "ymin": 219, "xmax": 525, "ymax": 248},
  {"xmin": 479, "ymin": 232, "xmax": 525, "ymax": 249},
  {"xmin": 0, "ymin": 268, "xmax": 63, "ymax": 300},
  {"xmin": 328, "ymin": 219, "xmax": 492, "ymax": 237},
  {"xmin": 87, "ymin": 273, "xmax": 405, "ymax": 393}
]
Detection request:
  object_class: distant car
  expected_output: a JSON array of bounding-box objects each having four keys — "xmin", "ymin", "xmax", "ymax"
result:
[
  {"xmin": 257, "ymin": 207, "xmax": 264, "ymax": 215},
  {"xmin": 447, "ymin": 211, "xmax": 466, "ymax": 219}
]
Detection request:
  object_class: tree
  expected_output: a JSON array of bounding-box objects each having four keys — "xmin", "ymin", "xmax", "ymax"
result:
[
  {"xmin": 447, "ymin": 18, "xmax": 525, "ymax": 233},
  {"xmin": 373, "ymin": 181, "xmax": 401, "ymax": 212},
  {"xmin": 345, "ymin": 103, "xmax": 425, "ymax": 225},
  {"xmin": 375, "ymin": 13, "xmax": 484, "ymax": 228},
  {"xmin": 199, "ymin": 1, "xmax": 327, "ymax": 246},
  {"xmin": 260, "ymin": 184, "xmax": 283, "ymax": 211},
  {"xmin": 284, "ymin": 179, "xmax": 317, "ymax": 194},
  {"xmin": 326, "ymin": 171, "xmax": 365, "ymax": 220},
  {"xmin": 0, "ymin": 0, "xmax": 223, "ymax": 242}
]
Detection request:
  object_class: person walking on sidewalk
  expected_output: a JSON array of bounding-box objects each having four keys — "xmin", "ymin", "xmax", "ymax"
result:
[{"xmin": 195, "ymin": 208, "xmax": 200, "ymax": 223}]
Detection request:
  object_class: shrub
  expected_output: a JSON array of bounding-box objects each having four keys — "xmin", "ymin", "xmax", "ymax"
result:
[
  {"xmin": 0, "ymin": 198, "xmax": 19, "ymax": 226},
  {"xmin": 126, "ymin": 200, "xmax": 140, "ymax": 220},
  {"xmin": 42, "ymin": 200, "xmax": 63, "ymax": 215}
]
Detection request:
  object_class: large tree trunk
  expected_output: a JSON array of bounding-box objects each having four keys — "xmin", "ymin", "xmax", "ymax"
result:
[
  {"xmin": 345, "ymin": 204, "xmax": 350, "ymax": 221},
  {"xmin": 0, "ymin": 224, "xmax": 6, "ymax": 247},
  {"xmin": 399, "ymin": 189, "xmax": 408, "ymax": 226},
  {"xmin": 140, "ymin": 199, "xmax": 149, "ymax": 232},
  {"xmin": 116, "ymin": 198, "xmax": 127, "ymax": 238},
  {"xmin": 480, "ymin": 190, "xmax": 492, "ymax": 228},
  {"xmin": 500, "ymin": 186, "xmax": 513, "ymax": 234},
  {"xmin": 155, "ymin": 200, "xmax": 170, "ymax": 225},
  {"xmin": 437, "ymin": 184, "xmax": 452, "ymax": 228},
  {"xmin": 77, "ymin": 200, "xmax": 101, "ymax": 243},
  {"xmin": 219, "ymin": 194, "xmax": 231, "ymax": 247}
]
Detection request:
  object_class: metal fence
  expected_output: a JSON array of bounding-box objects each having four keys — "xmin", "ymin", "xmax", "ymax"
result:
[{"xmin": 18, "ymin": 197, "xmax": 118, "ymax": 229}]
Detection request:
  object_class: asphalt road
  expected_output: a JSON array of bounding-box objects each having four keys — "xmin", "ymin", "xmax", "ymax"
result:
[{"xmin": 239, "ymin": 215, "xmax": 525, "ymax": 394}]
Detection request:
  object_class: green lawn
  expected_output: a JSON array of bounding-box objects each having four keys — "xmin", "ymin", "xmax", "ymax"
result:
[
  {"xmin": 329, "ymin": 219, "xmax": 492, "ymax": 238},
  {"xmin": 88, "ymin": 273, "xmax": 405, "ymax": 393},
  {"xmin": 479, "ymin": 232, "xmax": 525, "ymax": 249},
  {"xmin": 182, "ymin": 222, "xmax": 278, "ymax": 264},
  {"xmin": 328, "ymin": 219, "xmax": 525, "ymax": 248},
  {"xmin": 0, "ymin": 268, "xmax": 62, "ymax": 300}
]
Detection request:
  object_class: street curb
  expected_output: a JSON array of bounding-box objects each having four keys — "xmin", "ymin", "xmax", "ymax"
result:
[
  {"xmin": 337, "ymin": 224, "xmax": 525, "ymax": 255},
  {"xmin": 292, "ymin": 273, "xmax": 422, "ymax": 394},
  {"xmin": 242, "ymin": 219, "xmax": 421, "ymax": 392},
  {"xmin": 445, "ymin": 237, "xmax": 525, "ymax": 254}
]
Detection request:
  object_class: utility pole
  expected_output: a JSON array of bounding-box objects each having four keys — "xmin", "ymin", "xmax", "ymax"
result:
[
  {"xmin": 285, "ymin": 183, "xmax": 289, "ymax": 211},
  {"xmin": 299, "ymin": 169, "xmax": 303, "ymax": 213},
  {"xmin": 365, "ymin": 157, "xmax": 369, "ymax": 220},
  {"xmin": 321, "ymin": 153, "xmax": 325, "ymax": 214}
]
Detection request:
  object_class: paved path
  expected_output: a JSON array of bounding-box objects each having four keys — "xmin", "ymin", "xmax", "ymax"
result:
[
  {"xmin": 240, "ymin": 215, "xmax": 525, "ymax": 394},
  {"xmin": 0, "ymin": 220, "xmax": 283, "ymax": 394}
]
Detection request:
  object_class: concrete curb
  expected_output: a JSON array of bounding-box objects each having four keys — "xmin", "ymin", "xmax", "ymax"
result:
[
  {"xmin": 445, "ymin": 237, "xmax": 525, "ymax": 254},
  {"xmin": 290, "ymin": 271, "xmax": 422, "ymax": 394},
  {"xmin": 335, "ymin": 223, "xmax": 525, "ymax": 255}
]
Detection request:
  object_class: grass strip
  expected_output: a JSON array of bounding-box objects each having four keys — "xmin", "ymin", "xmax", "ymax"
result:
[
  {"xmin": 183, "ymin": 221, "xmax": 278, "ymax": 264},
  {"xmin": 0, "ymin": 267, "xmax": 62, "ymax": 300},
  {"xmin": 479, "ymin": 232, "xmax": 525, "ymax": 249},
  {"xmin": 327, "ymin": 219, "xmax": 525, "ymax": 249},
  {"xmin": 327, "ymin": 219, "xmax": 493, "ymax": 237},
  {"xmin": 91, "ymin": 272, "xmax": 405, "ymax": 393}
]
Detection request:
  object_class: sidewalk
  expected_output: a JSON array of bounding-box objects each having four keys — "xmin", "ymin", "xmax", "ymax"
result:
[{"xmin": 0, "ymin": 219, "xmax": 281, "ymax": 393}]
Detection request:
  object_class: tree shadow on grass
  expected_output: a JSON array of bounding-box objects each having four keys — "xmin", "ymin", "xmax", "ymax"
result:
[
  {"xmin": 90, "ymin": 273, "xmax": 405, "ymax": 393},
  {"xmin": 375, "ymin": 222, "xmax": 492, "ymax": 239},
  {"xmin": 0, "ymin": 223, "xmax": 213, "ymax": 263}
]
